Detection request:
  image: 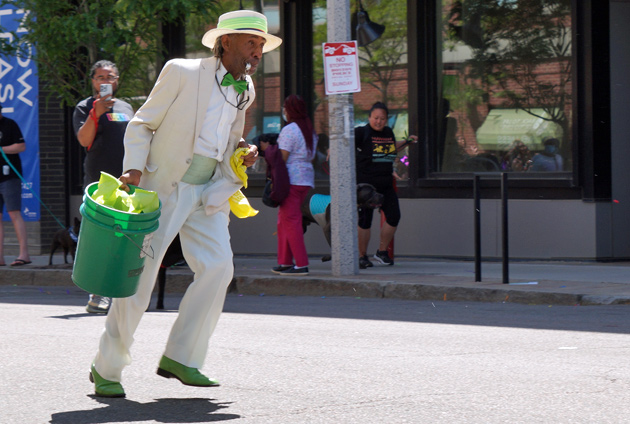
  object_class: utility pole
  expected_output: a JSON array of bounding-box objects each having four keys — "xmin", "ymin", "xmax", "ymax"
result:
[{"xmin": 327, "ymin": 0, "xmax": 359, "ymax": 275}]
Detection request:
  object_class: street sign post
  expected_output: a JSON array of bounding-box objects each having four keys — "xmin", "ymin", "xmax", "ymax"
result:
[{"xmin": 325, "ymin": 0, "xmax": 359, "ymax": 276}]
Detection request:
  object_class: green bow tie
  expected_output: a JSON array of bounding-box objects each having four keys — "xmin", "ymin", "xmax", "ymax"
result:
[{"xmin": 221, "ymin": 73, "xmax": 248, "ymax": 94}]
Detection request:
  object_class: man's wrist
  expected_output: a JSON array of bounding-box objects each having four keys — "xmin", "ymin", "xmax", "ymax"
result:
[{"xmin": 89, "ymin": 108, "xmax": 99, "ymax": 123}]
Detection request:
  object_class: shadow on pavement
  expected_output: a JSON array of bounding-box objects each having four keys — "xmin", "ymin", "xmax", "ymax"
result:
[
  {"xmin": 223, "ymin": 293, "xmax": 630, "ymax": 335},
  {"xmin": 49, "ymin": 397, "xmax": 240, "ymax": 424},
  {"xmin": 2, "ymin": 286, "xmax": 629, "ymax": 335}
]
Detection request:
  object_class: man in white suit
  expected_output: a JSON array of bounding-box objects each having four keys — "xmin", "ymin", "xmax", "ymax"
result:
[{"xmin": 89, "ymin": 10, "xmax": 282, "ymax": 398}]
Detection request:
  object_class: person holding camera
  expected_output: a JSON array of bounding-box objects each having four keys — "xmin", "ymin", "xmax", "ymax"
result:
[{"xmin": 73, "ymin": 60, "xmax": 134, "ymax": 314}]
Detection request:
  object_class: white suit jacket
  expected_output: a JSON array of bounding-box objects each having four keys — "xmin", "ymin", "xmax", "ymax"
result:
[{"xmin": 122, "ymin": 57, "xmax": 255, "ymax": 215}]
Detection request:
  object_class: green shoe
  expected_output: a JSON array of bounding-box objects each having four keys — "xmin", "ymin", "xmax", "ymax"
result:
[
  {"xmin": 89, "ymin": 364, "xmax": 125, "ymax": 398},
  {"xmin": 156, "ymin": 355, "xmax": 219, "ymax": 387}
]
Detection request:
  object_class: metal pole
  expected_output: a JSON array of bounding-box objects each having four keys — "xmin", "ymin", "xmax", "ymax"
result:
[
  {"xmin": 501, "ymin": 172, "xmax": 509, "ymax": 284},
  {"xmin": 327, "ymin": 0, "xmax": 359, "ymax": 275},
  {"xmin": 474, "ymin": 175, "xmax": 481, "ymax": 282}
]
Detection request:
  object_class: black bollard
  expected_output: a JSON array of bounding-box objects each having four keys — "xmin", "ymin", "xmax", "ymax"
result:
[
  {"xmin": 474, "ymin": 175, "xmax": 481, "ymax": 282},
  {"xmin": 501, "ymin": 172, "xmax": 509, "ymax": 284}
]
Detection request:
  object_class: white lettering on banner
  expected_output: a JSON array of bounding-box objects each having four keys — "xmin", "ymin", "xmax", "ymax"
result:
[
  {"xmin": 0, "ymin": 8, "xmax": 33, "ymax": 108},
  {"xmin": 0, "ymin": 4, "xmax": 40, "ymax": 222},
  {"xmin": 0, "ymin": 85, "xmax": 15, "ymax": 106},
  {"xmin": 17, "ymin": 9, "xmax": 28, "ymax": 33},
  {"xmin": 17, "ymin": 40, "xmax": 31, "ymax": 67},
  {"xmin": 0, "ymin": 8, "xmax": 13, "ymax": 42},
  {"xmin": 17, "ymin": 68, "xmax": 32, "ymax": 106},
  {"xmin": 0, "ymin": 57, "xmax": 13, "ymax": 80},
  {"xmin": 0, "ymin": 8, "xmax": 12, "ymax": 20}
]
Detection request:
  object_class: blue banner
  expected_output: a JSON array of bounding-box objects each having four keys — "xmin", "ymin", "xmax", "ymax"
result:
[{"xmin": 0, "ymin": 6, "xmax": 39, "ymax": 221}]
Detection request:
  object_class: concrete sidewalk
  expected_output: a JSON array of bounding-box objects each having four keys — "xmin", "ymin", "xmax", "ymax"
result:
[{"xmin": 1, "ymin": 254, "xmax": 630, "ymax": 306}]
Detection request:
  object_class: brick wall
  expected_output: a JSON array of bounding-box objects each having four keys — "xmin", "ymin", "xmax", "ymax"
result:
[{"xmin": 35, "ymin": 89, "xmax": 68, "ymax": 255}]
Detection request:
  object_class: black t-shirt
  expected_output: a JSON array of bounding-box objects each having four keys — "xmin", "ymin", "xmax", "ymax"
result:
[
  {"xmin": 73, "ymin": 96, "xmax": 134, "ymax": 187},
  {"xmin": 0, "ymin": 116, "xmax": 24, "ymax": 183},
  {"xmin": 354, "ymin": 124, "xmax": 396, "ymax": 184}
]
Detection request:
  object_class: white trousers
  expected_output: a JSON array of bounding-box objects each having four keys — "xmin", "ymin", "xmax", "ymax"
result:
[{"xmin": 93, "ymin": 182, "xmax": 233, "ymax": 382}]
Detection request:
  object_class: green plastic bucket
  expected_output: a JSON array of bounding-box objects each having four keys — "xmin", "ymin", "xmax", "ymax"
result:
[{"xmin": 72, "ymin": 182, "xmax": 161, "ymax": 298}]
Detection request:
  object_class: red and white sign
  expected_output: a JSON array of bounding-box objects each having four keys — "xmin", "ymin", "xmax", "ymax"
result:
[{"xmin": 323, "ymin": 41, "xmax": 361, "ymax": 95}]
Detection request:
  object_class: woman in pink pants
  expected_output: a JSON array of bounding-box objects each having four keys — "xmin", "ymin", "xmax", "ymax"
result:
[{"xmin": 272, "ymin": 95, "xmax": 317, "ymax": 275}]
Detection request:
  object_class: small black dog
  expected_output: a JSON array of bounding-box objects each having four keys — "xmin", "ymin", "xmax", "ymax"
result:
[
  {"xmin": 301, "ymin": 183, "xmax": 384, "ymax": 261},
  {"xmin": 48, "ymin": 217, "xmax": 81, "ymax": 265}
]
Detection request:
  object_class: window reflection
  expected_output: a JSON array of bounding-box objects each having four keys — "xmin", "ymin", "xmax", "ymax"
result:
[
  {"xmin": 439, "ymin": 0, "xmax": 572, "ymax": 174},
  {"xmin": 312, "ymin": 0, "xmax": 411, "ymax": 184}
]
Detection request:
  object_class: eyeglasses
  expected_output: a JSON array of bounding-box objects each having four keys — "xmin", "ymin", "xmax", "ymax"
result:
[
  {"xmin": 93, "ymin": 75, "xmax": 119, "ymax": 82},
  {"xmin": 214, "ymin": 74, "xmax": 249, "ymax": 110}
]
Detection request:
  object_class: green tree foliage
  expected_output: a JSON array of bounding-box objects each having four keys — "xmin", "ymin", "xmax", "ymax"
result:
[
  {"xmin": 354, "ymin": 0, "xmax": 408, "ymax": 106},
  {"xmin": 0, "ymin": 0, "xmax": 221, "ymax": 107}
]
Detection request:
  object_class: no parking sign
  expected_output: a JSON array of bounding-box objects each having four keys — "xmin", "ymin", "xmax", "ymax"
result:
[{"xmin": 323, "ymin": 41, "xmax": 361, "ymax": 95}]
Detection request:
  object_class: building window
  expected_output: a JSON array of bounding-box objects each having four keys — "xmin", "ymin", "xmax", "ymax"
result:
[
  {"xmin": 312, "ymin": 0, "xmax": 411, "ymax": 185},
  {"xmin": 437, "ymin": 0, "xmax": 572, "ymax": 175}
]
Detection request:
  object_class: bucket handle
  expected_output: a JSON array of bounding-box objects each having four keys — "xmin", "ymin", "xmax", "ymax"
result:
[
  {"xmin": 113, "ymin": 224, "xmax": 156, "ymax": 260},
  {"xmin": 79, "ymin": 208, "xmax": 159, "ymax": 259}
]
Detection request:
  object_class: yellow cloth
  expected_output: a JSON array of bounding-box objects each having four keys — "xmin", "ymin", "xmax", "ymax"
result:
[
  {"xmin": 91, "ymin": 172, "xmax": 160, "ymax": 214},
  {"xmin": 228, "ymin": 147, "xmax": 258, "ymax": 218},
  {"xmin": 230, "ymin": 147, "xmax": 250, "ymax": 188}
]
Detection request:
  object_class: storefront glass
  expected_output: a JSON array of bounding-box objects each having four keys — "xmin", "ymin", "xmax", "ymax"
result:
[
  {"xmin": 438, "ymin": 0, "xmax": 572, "ymax": 174},
  {"xmin": 313, "ymin": 0, "xmax": 411, "ymax": 183}
]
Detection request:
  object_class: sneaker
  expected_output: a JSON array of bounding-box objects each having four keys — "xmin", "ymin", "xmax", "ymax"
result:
[
  {"xmin": 278, "ymin": 266, "xmax": 309, "ymax": 276},
  {"xmin": 86, "ymin": 295, "xmax": 111, "ymax": 314},
  {"xmin": 359, "ymin": 255, "xmax": 373, "ymax": 269},
  {"xmin": 373, "ymin": 250, "xmax": 394, "ymax": 266},
  {"xmin": 272, "ymin": 265, "xmax": 294, "ymax": 274}
]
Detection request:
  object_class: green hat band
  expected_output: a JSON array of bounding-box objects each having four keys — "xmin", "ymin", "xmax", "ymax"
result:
[{"xmin": 218, "ymin": 16, "xmax": 267, "ymax": 33}]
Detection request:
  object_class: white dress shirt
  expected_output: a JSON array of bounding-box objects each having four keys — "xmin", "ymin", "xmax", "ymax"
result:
[{"xmin": 194, "ymin": 62, "xmax": 242, "ymax": 161}]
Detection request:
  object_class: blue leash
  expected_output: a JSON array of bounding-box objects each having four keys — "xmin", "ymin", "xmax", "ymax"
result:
[{"xmin": 0, "ymin": 148, "xmax": 67, "ymax": 230}]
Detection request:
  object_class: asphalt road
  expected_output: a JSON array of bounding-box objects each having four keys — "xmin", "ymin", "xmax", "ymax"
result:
[{"xmin": 1, "ymin": 286, "xmax": 629, "ymax": 423}]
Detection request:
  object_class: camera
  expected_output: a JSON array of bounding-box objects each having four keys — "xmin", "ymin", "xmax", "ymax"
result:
[{"xmin": 99, "ymin": 83, "xmax": 113, "ymax": 98}]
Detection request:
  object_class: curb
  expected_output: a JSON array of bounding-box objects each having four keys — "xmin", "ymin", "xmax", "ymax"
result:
[
  {"xmin": 234, "ymin": 276, "xmax": 587, "ymax": 306},
  {"xmin": 2, "ymin": 268, "xmax": 630, "ymax": 306}
]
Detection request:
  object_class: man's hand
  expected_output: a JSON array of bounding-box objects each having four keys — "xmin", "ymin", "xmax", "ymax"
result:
[
  {"xmin": 238, "ymin": 141, "xmax": 259, "ymax": 168},
  {"xmin": 93, "ymin": 94, "xmax": 115, "ymax": 118},
  {"xmin": 119, "ymin": 169, "xmax": 142, "ymax": 192}
]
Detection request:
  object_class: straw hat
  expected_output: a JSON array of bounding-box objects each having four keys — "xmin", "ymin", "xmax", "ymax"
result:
[{"xmin": 202, "ymin": 10, "xmax": 282, "ymax": 53}]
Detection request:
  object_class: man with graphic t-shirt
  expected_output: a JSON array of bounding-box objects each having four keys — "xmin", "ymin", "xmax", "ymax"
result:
[{"xmin": 73, "ymin": 60, "xmax": 133, "ymax": 314}]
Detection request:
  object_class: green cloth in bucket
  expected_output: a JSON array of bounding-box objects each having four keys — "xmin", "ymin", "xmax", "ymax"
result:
[{"xmin": 91, "ymin": 172, "xmax": 159, "ymax": 214}]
